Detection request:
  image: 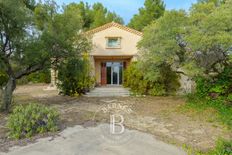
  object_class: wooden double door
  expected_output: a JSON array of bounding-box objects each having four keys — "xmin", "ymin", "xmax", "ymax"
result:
[{"xmin": 101, "ymin": 62, "xmax": 124, "ymax": 85}]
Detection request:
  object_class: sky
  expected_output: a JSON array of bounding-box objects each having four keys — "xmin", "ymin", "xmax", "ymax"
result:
[{"xmin": 55, "ymin": 0, "xmax": 197, "ymax": 24}]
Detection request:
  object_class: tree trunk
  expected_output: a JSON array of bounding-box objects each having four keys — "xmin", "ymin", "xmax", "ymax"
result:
[{"xmin": 1, "ymin": 77, "xmax": 16, "ymax": 112}]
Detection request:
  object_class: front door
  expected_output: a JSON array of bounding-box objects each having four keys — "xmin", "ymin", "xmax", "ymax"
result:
[{"xmin": 105, "ymin": 62, "xmax": 123, "ymax": 85}]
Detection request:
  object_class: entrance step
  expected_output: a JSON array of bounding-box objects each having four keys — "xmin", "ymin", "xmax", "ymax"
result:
[{"xmin": 85, "ymin": 86, "xmax": 131, "ymax": 97}]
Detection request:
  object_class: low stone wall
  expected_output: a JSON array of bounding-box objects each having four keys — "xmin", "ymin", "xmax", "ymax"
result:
[{"xmin": 178, "ymin": 74, "xmax": 196, "ymax": 95}]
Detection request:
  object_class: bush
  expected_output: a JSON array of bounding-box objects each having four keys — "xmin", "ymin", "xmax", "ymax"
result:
[
  {"xmin": 7, "ymin": 103, "xmax": 59, "ymax": 139},
  {"xmin": 123, "ymin": 62, "xmax": 180, "ymax": 95},
  {"xmin": 195, "ymin": 66, "xmax": 232, "ymax": 99},
  {"xmin": 189, "ymin": 66, "xmax": 232, "ymax": 127},
  {"xmin": 123, "ymin": 62, "xmax": 148, "ymax": 95},
  {"xmin": 58, "ymin": 57, "xmax": 94, "ymax": 96}
]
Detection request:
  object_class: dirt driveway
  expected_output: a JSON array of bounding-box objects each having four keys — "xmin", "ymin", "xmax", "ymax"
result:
[{"xmin": 0, "ymin": 84, "xmax": 231, "ymax": 153}]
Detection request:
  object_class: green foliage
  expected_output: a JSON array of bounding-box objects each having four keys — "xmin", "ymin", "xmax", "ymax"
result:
[
  {"xmin": 186, "ymin": 94, "xmax": 232, "ymax": 127},
  {"xmin": 34, "ymin": 1, "xmax": 87, "ymax": 60},
  {"xmin": 195, "ymin": 66, "xmax": 232, "ymax": 98},
  {"xmin": 139, "ymin": 1, "xmax": 232, "ymax": 77},
  {"xmin": 188, "ymin": 66, "xmax": 232, "ymax": 127},
  {"xmin": 202, "ymin": 139, "xmax": 232, "ymax": 155},
  {"xmin": 17, "ymin": 69, "xmax": 51, "ymax": 85},
  {"xmin": 198, "ymin": 0, "xmax": 226, "ymax": 5},
  {"xmin": 138, "ymin": 10, "xmax": 190, "ymax": 73},
  {"xmin": 123, "ymin": 62, "xmax": 180, "ymax": 95},
  {"xmin": 62, "ymin": 2, "xmax": 124, "ymax": 30},
  {"xmin": 227, "ymin": 94, "xmax": 232, "ymax": 102},
  {"xmin": 185, "ymin": 139, "xmax": 232, "ymax": 155},
  {"xmin": 0, "ymin": 70, "xmax": 8, "ymax": 87},
  {"xmin": 128, "ymin": 0, "xmax": 165, "ymax": 31},
  {"xmin": 123, "ymin": 62, "xmax": 149, "ymax": 95},
  {"xmin": 90, "ymin": 2, "xmax": 124, "ymax": 29},
  {"xmin": 7, "ymin": 103, "xmax": 59, "ymax": 139},
  {"xmin": 209, "ymin": 139, "xmax": 232, "ymax": 155},
  {"xmin": 26, "ymin": 69, "xmax": 51, "ymax": 83},
  {"xmin": 195, "ymin": 77, "xmax": 211, "ymax": 97},
  {"xmin": 58, "ymin": 56, "xmax": 94, "ymax": 96},
  {"xmin": 0, "ymin": 0, "xmax": 91, "ymax": 111}
]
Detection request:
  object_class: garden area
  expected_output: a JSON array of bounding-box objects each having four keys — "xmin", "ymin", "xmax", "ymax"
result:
[{"xmin": 0, "ymin": 84, "xmax": 231, "ymax": 154}]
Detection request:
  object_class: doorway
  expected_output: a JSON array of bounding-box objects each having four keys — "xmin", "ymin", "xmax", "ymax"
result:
[{"xmin": 105, "ymin": 62, "xmax": 123, "ymax": 85}]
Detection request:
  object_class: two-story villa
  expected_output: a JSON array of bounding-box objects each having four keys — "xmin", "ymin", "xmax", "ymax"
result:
[
  {"xmin": 50, "ymin": 22, "xmax": 142, "ymax": 87},
  {"xmin": 86, "ymin": 22, "xmax": 142, "ymax": 86},
  {"xmin": 50, "ymin": 22, "xmax": 194, "ymax": 93}
]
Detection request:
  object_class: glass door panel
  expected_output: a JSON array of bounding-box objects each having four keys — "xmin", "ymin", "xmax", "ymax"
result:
[
  {"xmin": 105, "ymin": 62, "xmax": 123, "ymax": 85},
  {"xmin": 119, "ymin": 66, "xmax": 122, "ymax": 84},
  {"xmin": 112, "ymin": 65, "xmax": 119, "ymax": 84},
  {"xmin": 107, "ymin": 66, "xmax": 111, "ymax": 84}
]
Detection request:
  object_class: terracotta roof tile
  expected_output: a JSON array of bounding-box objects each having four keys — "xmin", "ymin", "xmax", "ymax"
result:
[{"xmin": 85, "ymin": 22, "xmax": 143, "ymax": 36}]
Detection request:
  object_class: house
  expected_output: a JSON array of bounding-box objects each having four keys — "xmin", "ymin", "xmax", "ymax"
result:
[
  {"xmin": 50, "ymin": 22, "xmax": 142, "ymax": 87},
  {"xmin": 50, "ymin": 22, "xmax": 194, "ymax": 93},
  {"xmin": 86, "ymin": 22, "xmax": 142, "ymax": 86}
]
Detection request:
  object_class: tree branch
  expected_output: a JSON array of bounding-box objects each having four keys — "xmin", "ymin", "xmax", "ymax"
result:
[
  {"xmin": 0, "ymin": 32, "xmax": 4, "ymax": 52},
  {"xmin": 15, "ymin": 63, "xmax": 45, "ymax": 79},
  {"xmin": 2, "ymin": 35, "xmax": 9, "ymax": 53},
  {"xmin": 6, "ymin": 42, "xmax": 13, "ymax": 57},
  {"xmin": 176, "ymin": 70, "xmax": 187, "ymax": 76},
  {"xmin": 0, "ymin": 52, "xmax": 15, "ymax": 77}
]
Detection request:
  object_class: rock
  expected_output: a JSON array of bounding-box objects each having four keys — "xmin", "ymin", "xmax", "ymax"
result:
[
  {"xmin": 191, "ymin": 129, "xmax": 204, "ymax": 134},
  {"xmin": 174, "ymin": 135, "xmax": 186, "ymax": 142}
]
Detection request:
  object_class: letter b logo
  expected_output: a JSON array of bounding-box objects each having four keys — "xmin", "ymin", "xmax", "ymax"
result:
[{"xmin": 110, "ymin": 114, "xmax": 125, "ymax": 134}]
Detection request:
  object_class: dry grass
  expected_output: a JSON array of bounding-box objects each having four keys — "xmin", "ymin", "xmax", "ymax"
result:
[{"xmin": 0, "ymin": 84, "xmax": 231, "ymax": 152}]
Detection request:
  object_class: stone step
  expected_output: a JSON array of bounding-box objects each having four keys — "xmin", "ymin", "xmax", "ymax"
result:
[
  {"xmin": 90, "ymin": 90, "xmax": 130, "ymax": 93},
  {"xmin": 86, "ymin": 92, "xmax": 131, "ymax": 95},
  {"xmin": 91, "ymin": 88, "xmax": 130, "ymax": 90},
  {"xmin": 86, "ymin": 92, "xmax": 130, "ymax": 95},
  {"xmin": 85, "ymin": 94, "xmax": 130, "ymax": 97},
  {"xmin": 85, "ymin": 87, "xmax": 131, "ymax": 97}
]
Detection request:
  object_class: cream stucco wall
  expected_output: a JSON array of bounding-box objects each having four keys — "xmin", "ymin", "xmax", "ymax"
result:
[
  {"xmin": 86, "ymin": 24, "xmax": 142, "ymax": 86},
  {"xmin": 90, "ymin": 26, "xmax": 142, "ymax": 56}
]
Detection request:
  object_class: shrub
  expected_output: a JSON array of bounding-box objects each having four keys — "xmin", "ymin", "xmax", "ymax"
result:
[
  {"xmin": 195, "ymin": 77, "xmax": 211, "ymax": 98},
  {"xmin": 58, "ymin": 57, "xmax": 94, "ymax": 96},
  {"xmin": 123, "ymin": 62, "xmax": 180, "ymax": 95},
  {"xmin": 186, "ymin": 66, "xmax": 232, "ymax": 128},
  {"xmin": 7, "ymin": 103, "xmax": 59, "ymax": 139},
  {"xmin": 227, "ymin": 94, "xmax": 232, "ymax": 103},
  {"xmin": 195, "ymin": 66, "xmax": 232, "ymax": 99},
  {"xmin": 123, "ymin": 62, "xmax": 148, "ymax": 95}
]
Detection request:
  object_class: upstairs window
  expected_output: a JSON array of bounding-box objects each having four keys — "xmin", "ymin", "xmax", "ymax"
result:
[{"xmin": 106, "ymin": 37, "xmax": 121, "ymax": 48}]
